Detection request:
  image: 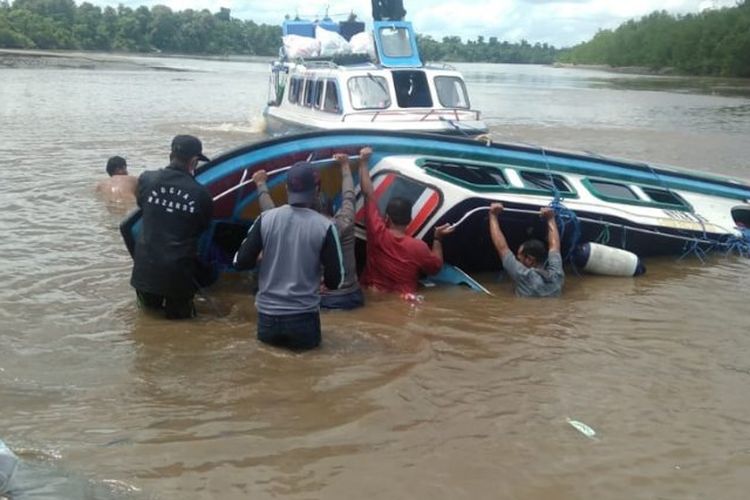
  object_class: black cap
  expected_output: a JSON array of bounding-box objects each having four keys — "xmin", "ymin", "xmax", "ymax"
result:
[
  {"xmin": 171, "ymin": 135, "xmax": 210, "ymax": 162},
  {"xmin": 286, "ymin": 161, "xmax": 318, "ymax": 205}
]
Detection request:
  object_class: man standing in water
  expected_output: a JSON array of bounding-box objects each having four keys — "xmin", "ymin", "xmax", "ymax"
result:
[
  {"xmin": 253, "ymin": 152, "xmax": 363, "ymax": 309},
  {"xmin": 96, "ymin": 155, "xmax": 137, "ymax": 203},
  {"xmin": 488, "ymin": 203, "xmax": 564, "ymax": 297},
  {"xmin": 129, "ymin": 135, "xmax": 213, "ymax": 319},
  {"xmin": 358, "ymin": 147, "xmax": 454, "ymax": 294},
  {"xmin": 233, "ymin": 161, "xmax": 344, "ymax": 350}
]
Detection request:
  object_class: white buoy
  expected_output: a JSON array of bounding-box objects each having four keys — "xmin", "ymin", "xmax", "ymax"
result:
[{"xmin": 573, "ymin": 242, "xmax": 645, "ymax": 277}]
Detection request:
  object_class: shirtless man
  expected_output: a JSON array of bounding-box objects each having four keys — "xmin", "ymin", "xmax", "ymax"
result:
[{"xmin": 96, "ymin": 156, "xmax": 137, "ymax": 203}]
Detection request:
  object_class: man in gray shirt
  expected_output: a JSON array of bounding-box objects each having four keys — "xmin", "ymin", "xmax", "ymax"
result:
[
  {"xmin": 488, "ymin": 203, "xmax": 564, "ymax": 297},
  {"xmin": 233, "ymin": 161, "xmax": 345, "ymax": 350},
  {"xmin": 253, "ymin": 152, "xmax": 363, "ymax": 310}
]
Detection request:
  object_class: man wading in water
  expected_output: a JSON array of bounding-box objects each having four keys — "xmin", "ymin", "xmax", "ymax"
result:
[
  {"xmin": 96, "ymin": 155, "xmax": 137, "ymax": 203},
  {"xmin": 488, "ymin": 203, "xmax": 564, "ymax": 297},
  {"xmin": 129, "ymin": 135, "xmax": 213, "ymax": 319}
]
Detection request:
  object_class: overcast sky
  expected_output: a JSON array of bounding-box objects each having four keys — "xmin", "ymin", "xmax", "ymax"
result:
[{"xmin": 91, "ymin": 0, "xmax": 739, "ymax": 47}]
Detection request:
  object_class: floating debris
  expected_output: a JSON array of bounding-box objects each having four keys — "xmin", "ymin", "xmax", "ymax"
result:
[{"xmin": 566, "ymin": 417, "xmax": 597, "ymax": 439}]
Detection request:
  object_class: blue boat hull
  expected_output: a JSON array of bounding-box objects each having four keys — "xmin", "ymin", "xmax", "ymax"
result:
[{"xmin": 122, "ymin": 129, "xmax": 750, "ymax": 276}]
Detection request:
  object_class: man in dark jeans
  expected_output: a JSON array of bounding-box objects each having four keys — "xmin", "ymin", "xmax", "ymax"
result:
[
  {"xmin": 253, "ymin": 151, "xmax": 363, "ymax": 310},
  {"xmin": 233, "ymin": 161, "xmax": 344, "ymax": 350},
  {"xmin": 130, "ymin": 135, "xmax": 213, "ymax": 319}
]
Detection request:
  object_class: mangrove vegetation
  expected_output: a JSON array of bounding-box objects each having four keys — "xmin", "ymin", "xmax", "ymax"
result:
[
  {"xmin": 1, "ymin": 0, "xmax": 749, "ymax": 76},
  {"xmin": 559, "ymin": 1, "xmax": 750, "ymax": 77}
]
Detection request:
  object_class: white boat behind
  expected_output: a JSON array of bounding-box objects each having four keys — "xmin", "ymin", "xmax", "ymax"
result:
[{"xmin": 263, "ymin": 10, "xmax": 487, "ymax": 136}]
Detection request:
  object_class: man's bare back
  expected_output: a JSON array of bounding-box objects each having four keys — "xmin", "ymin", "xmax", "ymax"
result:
[
  {"xmin": 96, "ymin": 174, "xmax": 137, "ymax": 203},
  {"xmin": 97, "ymin": 155, "xmax": 137, "ymax": 204}
]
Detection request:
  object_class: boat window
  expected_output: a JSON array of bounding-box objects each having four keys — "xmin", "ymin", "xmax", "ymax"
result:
[
  {"xmin": 314, "ymin": 80, "xmax": 324, "ymax": 109},
  {"xmin": 519, "ymin": 171, "xmax": 574, "ymax": 194},
  {"xmin": 303, "ymin": 79, "xmax": 315, "ymax": 107},
  {"xmin": 323, "ymin": 80, "xmax": 340, "ymax": 113},
  {"xmin": 434, "ymin": 76, "xmax": 470, "ymax": 109},
  {"xmin": 588, "ymin": 180, "xmax": 639, "ymax": 200},
  {"xmin": 642, "ymin": 187, "xmax": 686, "ymax": 206},
  {"xmin": 393, "ymin": 70, "xmax": 432, "ymax": 108},
  {"xmin": 733, "ymin": 207, "xmax": 750, "ymax": 228},
  {"xmin": 347, "ymin": 75, "xmax": 391, "ymax": 110},
  {"xmin": 360, "ymin": 172, "xmax": 441, "ymax": 236},
  {"xmin": 423, "ymin": 160, "xmax": 506, "ymax": 187},
  {"xmin": 288, "ymin": 77, "xmax": 302, "ymax": 104},
  {"xmin": 378, "ymin": 26, "xmax": 414, "ymax": 58}
]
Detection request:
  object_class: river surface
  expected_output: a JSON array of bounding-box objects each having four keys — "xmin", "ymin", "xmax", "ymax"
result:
[{"xmin": 1, "ymin": 56, "xmax": 750, "ymax": 499}]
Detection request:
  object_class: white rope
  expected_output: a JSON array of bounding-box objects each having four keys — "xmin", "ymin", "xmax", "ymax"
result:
[{"xmin": 211, "ymin": 154, "xmax": 361, "ymax": 202}]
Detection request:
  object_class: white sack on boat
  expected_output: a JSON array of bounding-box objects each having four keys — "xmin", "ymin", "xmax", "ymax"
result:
[
  {"xmin": 350, "ymin": 31, "xmax": 376, "ymax": 60},
  {"xmin": 283, "ymin": 34, "xmax": 321, "ymax": 59},
  {"xmin": 316, "ymin": 25, "xmax": 352, "ymax": 57}
]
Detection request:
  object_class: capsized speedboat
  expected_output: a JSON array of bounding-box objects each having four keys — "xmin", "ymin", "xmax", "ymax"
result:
[{"xmin": 121, "ymin": 130, "xmax": 750, "ymax": 285}]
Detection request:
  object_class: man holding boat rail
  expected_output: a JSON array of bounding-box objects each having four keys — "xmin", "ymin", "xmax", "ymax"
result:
[
  {"xmin": 358, "ymin": 147, "xmax": 454, "ymax": 294},
  {"xmin": 233, "ymin": 161, "xmax": 345, "ymax": 350},
  {"xmin": 488, "ymin": 203, "xmax": 564, "ymax": 297},
  {"xmin": 252, "ymin": 151, "xmax": 364, "ymax": 310}
]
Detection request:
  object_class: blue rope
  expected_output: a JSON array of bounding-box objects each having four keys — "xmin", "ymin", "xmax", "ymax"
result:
[
  {"xmin": 595, "ymin": 223, "xmax": 611, "ymax": 245},
  {"xmin": 538, "ymin": 147, "xmax": 582, "ymax": 262},
  {"xmin": 707, "ymin": 228, "xmax": 750, "ymax": 258},
  {"xmin": 535, "ymin": 147, "xmax": 749, "ymax": 264},
  {"xmin": 679, "ymin": 239, "xmax": 708, "ymax": 263}
]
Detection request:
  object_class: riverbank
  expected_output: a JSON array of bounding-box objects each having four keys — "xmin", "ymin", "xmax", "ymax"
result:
[
  {"xmin": 0, "ymin": 48, "xmax": 275, "ymax": 71},
  {"xmin": 0, "ymin": 48, "xmax": 181, "ymax": 71},
  {"xmin": 553, "ymin": 62, "xmax": 678, "ymax": 76}
]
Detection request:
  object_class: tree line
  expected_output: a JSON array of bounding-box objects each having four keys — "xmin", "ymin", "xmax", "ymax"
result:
[
  {"xmin": 0, "ymin": 0, "xmax": 281, "ymax": 55},
  {"xmin": 559, "ymin": 1, "xmax": 750, "ymax": 77},
  {"xmin": 418, "ymin": 35, "xmax": 559, "ymax": 64},
  {"xmin": 1, "ymin": 0, "xmax": 749, "ymax": 76},
  {"xmin": 0, "ymin": 0, "xmax": 560, "ymax": 62}
]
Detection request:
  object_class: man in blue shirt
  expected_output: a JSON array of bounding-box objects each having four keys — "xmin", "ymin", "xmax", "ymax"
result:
[
  {"xmin": 233, "ymin": 162, "xmax": 345, "ymax": 350},
  {"xmin": 488, "ymin": 203, "xmax": 564, "ymax": 297}
]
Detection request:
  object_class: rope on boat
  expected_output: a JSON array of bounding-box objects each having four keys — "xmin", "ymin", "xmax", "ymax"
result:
[{"xmin": 537, "ymin": 146, "xmax": 582, "ymax": 262}]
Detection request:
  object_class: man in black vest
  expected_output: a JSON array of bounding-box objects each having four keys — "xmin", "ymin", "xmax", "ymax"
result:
[{"xmin": 130, "ymin": 135, "xmax": 213, "ymax": 319}]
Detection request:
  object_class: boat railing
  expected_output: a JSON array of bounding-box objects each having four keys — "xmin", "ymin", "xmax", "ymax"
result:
[
  {"xmin": 341, "ymin": 108, "xmax": 481, "ymax": 123},
  {"xmin": 425, "ymin": 62, "xmax": 457, "ymax": 71},
  {"xmin": 293, "ymin": 59, "xmax": 340, "ymax": 69}
]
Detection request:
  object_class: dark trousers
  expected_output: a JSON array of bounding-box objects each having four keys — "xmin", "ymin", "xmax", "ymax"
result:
[
  {"xmin": 320, "ymin": 288, "xmax": 365, "ymax": 310},
  {"xmin": 257, "ymin": 311, "xmax": 321, "ymax": 350},
  {"xmin": 136, "ymin": 290, "xmax": 195, "ymax": 320}
]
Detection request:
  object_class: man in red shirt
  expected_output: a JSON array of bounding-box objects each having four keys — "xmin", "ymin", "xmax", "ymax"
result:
[{"xmin": 358, "ymin": 147, "xmax": 454, "ymax": 294}]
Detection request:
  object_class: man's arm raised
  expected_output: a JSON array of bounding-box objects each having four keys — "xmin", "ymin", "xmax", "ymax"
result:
[
  {"xmin": 358, "ymin": 147, "xmax": 374, "ymax": 199},
  {"xmin": 489, "ymin": 203, "xmax": 512, "ymax": 258},
  {"xmin": 540, "ymin": 207, "xmax": 560, "ymax": 253}
]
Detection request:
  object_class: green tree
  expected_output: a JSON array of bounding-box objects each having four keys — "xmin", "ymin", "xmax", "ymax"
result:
[{"xmin": 559, "ymin": 3, "xmax": 750, "ymax": 77}]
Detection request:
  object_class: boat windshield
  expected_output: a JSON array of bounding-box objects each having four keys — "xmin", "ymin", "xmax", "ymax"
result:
[
  {"xmin": 434, "ymin": 76, "xmax": 470, "ymax": 109},
  {"xmin": 378, "ymin": 26, "xmax": 414, "ymax": 58},
  {"xmin": 347, "ymin": 75, "xmax": 391, "ymax": 110}
]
